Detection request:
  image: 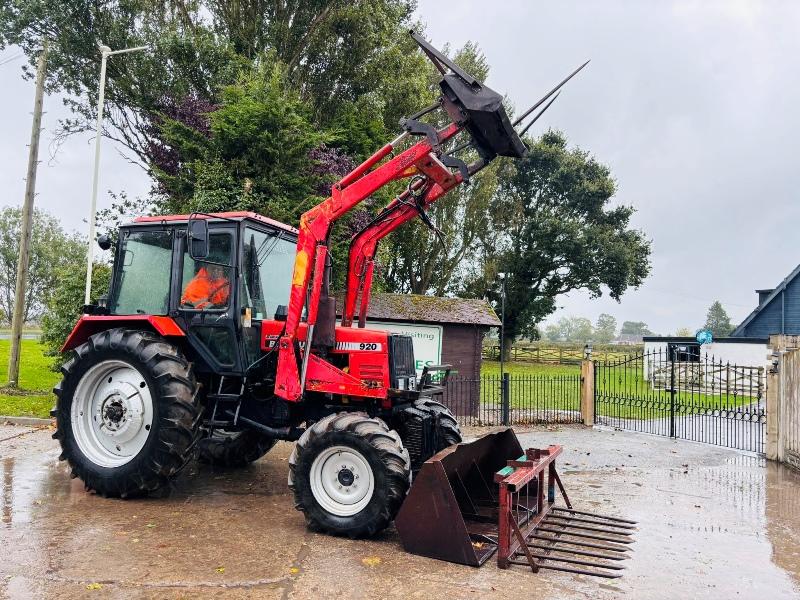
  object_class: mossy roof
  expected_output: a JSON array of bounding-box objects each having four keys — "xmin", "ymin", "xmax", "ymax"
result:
[{"xmin": 334, "ymin": 292, "xmax": 500, "ymax": 326}]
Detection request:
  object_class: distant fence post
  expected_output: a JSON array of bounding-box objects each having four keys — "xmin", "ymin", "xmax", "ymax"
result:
[
  {"xmin": 580, "ymin": 357, "xmax": 594, "ymax": 426},
  {"xmin": 501, "ymin": 373, "xmax": 510, "ymax": 426}
]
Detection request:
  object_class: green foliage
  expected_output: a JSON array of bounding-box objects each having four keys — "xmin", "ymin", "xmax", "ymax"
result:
[
  {"xmin": 593, "ymin": 313, "xmax": 617, "ymax": 344},
  {"xmin": 675, "ymin": 326, "xmax": 694, "ymax": 337},
  {"xmin": 2, "ymin": 2, "xmax": 655, "ymax": 319},
  {"xmin": 704, "ymin": 300, "xmax": 734, "ymax": 337},
  {"xmin": 0, "ymin": 207, "xmax": 85, "ymax": 324},
  {"xmin": 153, "ymin": 62, "xmax": 329, "ymax": 223},
  {"xmin": 481, "ymin": 131, "xmax": 651, "ymax": 345},
  {"xmin": 40, "ymin": 262, "xmax": 111, "ymax": 368},
  {"xmin": 543, "ymin": 316, "xmax": 594, "ymax": 343},
  {"xmin": 620, "ymin": 321, "xmax": 653, "ymax": 336},
  {"xmin": 0, "ymin": 1, "xmax": 421, "ymax": 163}
]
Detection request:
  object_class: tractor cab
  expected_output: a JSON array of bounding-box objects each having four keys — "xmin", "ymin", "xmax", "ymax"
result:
[
  {"xmin": 100, "ymin": 212, "xmax": 299, "ymax": 376},
  {"xmin": 79, "ymin": 211, "xmax": 423, "ymax": 400}
]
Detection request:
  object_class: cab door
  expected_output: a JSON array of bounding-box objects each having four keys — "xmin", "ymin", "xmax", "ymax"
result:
[
  {"xmin": 239, "ymin": 224, "xmax": 297, "ymax": 368},
  {"xmin": 173, "ymin": 223, "xmax": 243, "ymax": 374}
]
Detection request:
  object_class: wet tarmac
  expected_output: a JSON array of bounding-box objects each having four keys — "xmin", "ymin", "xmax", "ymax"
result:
[{"xmin": 1, "ymin": 423, "xmax": 799, "ymax": 599}]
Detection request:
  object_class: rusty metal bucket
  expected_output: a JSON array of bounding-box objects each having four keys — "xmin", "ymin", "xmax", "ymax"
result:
[
  {"xmin": 395, "ymin": 428, "xmax": 636, "ymax": 578},
  {"xmin": 395, "ymin": 429, "xmax": 523, "ymax": 566}
]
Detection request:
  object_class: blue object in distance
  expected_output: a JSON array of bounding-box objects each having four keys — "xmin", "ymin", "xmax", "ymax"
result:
[{"xmin": 696, "ymin": 329, "xmax": 713, "ymax": 345}]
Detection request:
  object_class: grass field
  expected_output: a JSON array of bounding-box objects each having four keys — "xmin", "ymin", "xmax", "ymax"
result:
[
  {"xmin": 0, "ymin": 340, "xmax": 59, "ymax": 419},
  {"xmin": 480, "ymin": 360, "xmax": 580, "ymax": 377},
  {"xmin": 593, "ymin": 364, "xmax": 760, "ymax": 419},
  {"xmin": 475, "ymin": 361, "xmax": 582, "ymax": 411}
]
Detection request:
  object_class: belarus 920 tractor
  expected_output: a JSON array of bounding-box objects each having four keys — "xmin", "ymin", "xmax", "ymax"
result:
[{"xmin": 52, "ymin": 32, "xmax": 587, "ymax": 539}]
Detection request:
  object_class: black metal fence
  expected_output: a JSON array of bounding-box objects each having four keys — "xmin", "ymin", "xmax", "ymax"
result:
[
  {"xmin": 594, "ymin": 349, "xmax": 766, "ymax": 453},
  {"xmin": 437, "ymin": 374, "xmax": 583, "ymax": 427}
]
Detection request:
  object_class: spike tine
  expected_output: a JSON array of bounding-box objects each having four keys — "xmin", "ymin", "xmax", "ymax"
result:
[
  {"xmin": 518, "ymin": 91, "xmax": 561, "ymax": 137},
  {"xmin": 512, "ymin": 59, "xmax": 590, "ymax": 127}
]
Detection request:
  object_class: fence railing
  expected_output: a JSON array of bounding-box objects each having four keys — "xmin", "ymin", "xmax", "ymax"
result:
[
  {"xmin": 482, "ymin": 344, "xmax": 642, "ymax": 365},
  {"xmin": 594, "ymin": 349, "xmax": 766, "ymax": 453},
  {"xmin": 437, "ymin": 374, "xmax": 583, "ymax": 427}
]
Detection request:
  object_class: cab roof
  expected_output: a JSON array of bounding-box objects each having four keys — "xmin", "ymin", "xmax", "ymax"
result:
[{"xmin": 133, "ymin": 211, "xmax": 298, "ymax": 235}]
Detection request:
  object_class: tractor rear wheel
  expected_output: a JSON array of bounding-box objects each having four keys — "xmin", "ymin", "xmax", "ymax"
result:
[
  {"xmin": 288, "ymin": 412, "xmax": 411, "ymax": 538},
  {"xmin": 197, "ymin": 429, "xmax": 277, "ymax": 467},
  {"xmin": 52, "ymin": 329, "xmax": 200, "ymax": 498}
]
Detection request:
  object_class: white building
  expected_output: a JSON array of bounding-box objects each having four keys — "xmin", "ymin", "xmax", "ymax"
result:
[{"xmin": 642, "ymin": 336, "xmax": 770, "ymax": 370}]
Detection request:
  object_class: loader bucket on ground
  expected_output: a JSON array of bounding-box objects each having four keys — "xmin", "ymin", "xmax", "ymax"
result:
[
  {"xmin": 396, "ymin": 428, "xmax": 637, "ymax": 579},
  {"xmin": 395, "ymin": 429, "xmax": 524, "ymax": 566}
]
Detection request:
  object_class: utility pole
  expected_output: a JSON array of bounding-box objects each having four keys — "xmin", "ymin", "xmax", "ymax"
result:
[{"xmin": 8, "ymin": 42, "xmax": 48, "ymax": 387}]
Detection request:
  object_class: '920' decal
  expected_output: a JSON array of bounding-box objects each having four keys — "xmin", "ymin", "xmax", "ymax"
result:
[{"xmin": 334, "ymin": 342, "xmax": 383, "ymax": 352}]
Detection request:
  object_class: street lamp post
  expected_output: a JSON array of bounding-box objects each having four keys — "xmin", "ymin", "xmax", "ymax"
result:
[
  {"xmin": 498, "ymin": 272, "xmax": 507, "ymax": 378},
  {"xmin": 84, "ymin": 43, "xmax": 148, "ymax": 305},
  {"xmin": 498, "ymin": 272, "xmax": 508, "ymax": 425}
]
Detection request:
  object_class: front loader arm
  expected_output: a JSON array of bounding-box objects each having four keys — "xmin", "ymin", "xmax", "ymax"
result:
[
  {"xmin": 342, "ymin": 158, "xmax": 489, "ymax": 328},
  {"xmin": 274, "ymin": 29, "xmax": 587, "ymax": 402},
  {"xmin": 274, "ymin": 123, "xmax": 461, "ymax": 401}
]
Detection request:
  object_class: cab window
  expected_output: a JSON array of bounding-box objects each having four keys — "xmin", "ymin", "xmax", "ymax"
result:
[
  {"xmin": 180, "ymin": 232, "xmax": 234, "ymax": 311},
  {"xmin": 241, "ymin": 227, "xmax": 295, "ymax": 320},
  {"xmin": 110, "ymin": 229, "xmax": 173, "ymax": 315}
]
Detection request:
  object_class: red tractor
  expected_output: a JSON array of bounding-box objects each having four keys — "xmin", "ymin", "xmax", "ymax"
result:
[{"xmin": 52, "ymin": 32, "xmax": 584, "ymax": 538}]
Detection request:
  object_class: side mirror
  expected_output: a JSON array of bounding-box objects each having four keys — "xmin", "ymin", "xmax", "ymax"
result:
[
  {"xmin": 97, "ymin": 234, "xmax": 112, "ymax": 250},
  {"xmin": 188, "ymin": 218, "xmax": 209, "ymax": 259}
]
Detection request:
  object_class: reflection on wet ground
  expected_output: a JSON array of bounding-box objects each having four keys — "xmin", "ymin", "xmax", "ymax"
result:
[{"xmin": 1, "ymin": 423, "xmax": 799, "ymax": 599}]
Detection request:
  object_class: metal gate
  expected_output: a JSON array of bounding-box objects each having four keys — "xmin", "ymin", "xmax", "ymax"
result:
[{"xmin": 594, "ymin": 349, "xmax": 766, "ymax": 453}]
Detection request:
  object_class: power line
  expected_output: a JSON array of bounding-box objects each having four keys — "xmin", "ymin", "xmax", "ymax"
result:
[{"xmin": 0, "ymin": 52, "xmax": 24, "ymax": 67}]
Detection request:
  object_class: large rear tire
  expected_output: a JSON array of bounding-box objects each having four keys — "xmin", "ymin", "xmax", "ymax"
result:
[
  {"xmin": 197, "ymin": 429, "xmax": 277, "ymax": 467},
  {"xmin": 288, "ymin": 412, "xmax": 411, "ymax": 538},
  {"xmin": 52, "ymin": 328, "xmax": 200, "ymax": 498}
]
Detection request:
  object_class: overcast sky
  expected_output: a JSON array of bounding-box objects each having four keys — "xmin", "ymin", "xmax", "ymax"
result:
[{"xmin": 2, "ymin": 0, "xmax": 799, "ymax": 335}]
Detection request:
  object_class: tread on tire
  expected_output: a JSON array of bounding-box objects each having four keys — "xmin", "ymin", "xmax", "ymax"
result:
[{"xmin": 52, "ymin": 328, "xmax": 200, "ymax": 498}]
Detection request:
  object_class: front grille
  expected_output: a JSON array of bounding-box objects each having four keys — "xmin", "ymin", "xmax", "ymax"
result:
[{"xmin": 388, "ymin": 334, "xmax": 416, "ymax": 388}]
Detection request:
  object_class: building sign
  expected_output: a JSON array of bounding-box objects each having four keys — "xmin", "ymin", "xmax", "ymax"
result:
[{"xmin": 371, "ymin": 321, "xmax": 442, "ymax": 375}]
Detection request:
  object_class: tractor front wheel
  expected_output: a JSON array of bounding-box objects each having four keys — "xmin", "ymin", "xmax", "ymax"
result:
[
  {"xmin": 52, "ymin": 328, "xmax": 200, "ymax": 498},
  {"xmin": 288, "ymin": 412, "xmax": 411, "ymax": 538}
]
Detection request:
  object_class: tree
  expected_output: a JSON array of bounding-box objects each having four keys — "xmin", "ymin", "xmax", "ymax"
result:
[
  {"xmin": 704, "ymin": 301, "xmax": 734, "ymax": 337},
  {"xmin": 151, "ymin": 62, "xmax": 330, "ymax": 224},
  {"xmin": 620, "ymin": 321, "xmax": 653, "ymax": 336},
  {"xmin": 675, "ymin": 326, "xmax": 694, "ymax": 337},
  {"xmin": 0, "ymin": 207, "xmax": 85, "ymax": 324},
  {"xmin": 484, "ymin": 131, "xmax": 651, "ymax": 354},
  {"xmin": 0, "ymin": 1, "xmax": 424, "ymax": 166},
  {"xmin": 593, "ymin": 313, "xmax": 617, "ymax": 344},
  {"xmin": 544, "ymin": 322, "xmax": 562, "ymax": 342},
  {"xmin": 41, "ymin": 262, "xmax": 111, "ymax": 368},
  {"xmin": 543, "ymin": 316, "xmax": 593, "ymax": 342}
]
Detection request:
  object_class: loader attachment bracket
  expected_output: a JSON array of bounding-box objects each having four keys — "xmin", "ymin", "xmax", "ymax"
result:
[
  {"xmin": 410, "ymin": 30, "xmax": 528, "ymax": 160},
  {"xmin": 400, "ymin": 117, "xmax": 441, "ymax": 150}
]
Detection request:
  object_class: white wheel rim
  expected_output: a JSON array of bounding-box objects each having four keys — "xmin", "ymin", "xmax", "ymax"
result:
[
  {"xmin": 71, "ymin": 360, "xmax": 154, "ymax": 468},
  {"xmin": 309, "ymin": 446, "xmax": 375, "ymax": 517}
]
